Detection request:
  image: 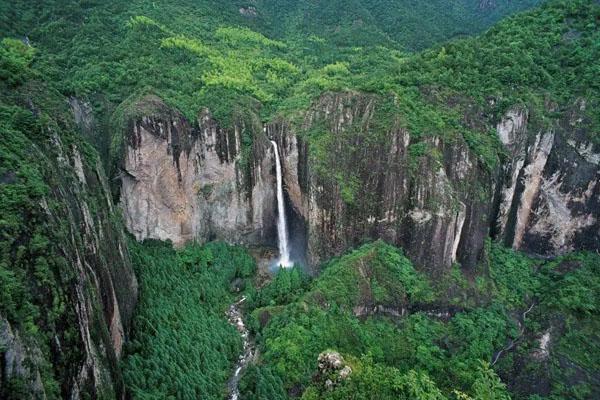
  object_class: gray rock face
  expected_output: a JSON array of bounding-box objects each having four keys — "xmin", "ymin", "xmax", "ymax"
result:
[
  {"xmin": 54, "ymin": 134, "xmax": 138, "ymax": 400},
  {"xmin": 69, "ymin": 97, "xmax": 95, "ymax": 138},
  {"xmin": 120, "ymin": 93, "xmax": 489, "ymax": 273},
  {"xmin": 0, "ymin": 317, "xmax": 47, "ymax": 399},
  {"xmin": 495, "ymin": 101, "xmax": 600, "ymax": 255},
  {"xmin": 1, "ymin": 116, "xmax": 138, "ymax": 398},
  {"xmin": 478, "ymin": 0, "xmax": 497, "ymax": 10},
  {"xmin": 119, "ymin": 93, "xmax": 599, "ymax": 275},
  {"xmin": 266, "ymin": 93, "xmax": 600, "ymax": 270},
  {"xmin": 239, "ymin": 6, "xmax": 258, "ymax": 17},
  {"xmin": 120, "ymin": 96, "xmax": 276, "ymax": 247},
  {"xmin": 270, "ymin": 92, "xmax": 492, "ymax": 273}
]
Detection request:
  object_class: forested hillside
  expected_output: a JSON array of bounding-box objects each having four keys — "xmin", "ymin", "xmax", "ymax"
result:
[
  {"xmin": 123, "ymin": 240, "xmax": 255, "ymax": 399},
  {"xmin": 0, "ymin": 0, "xmax": 594, "ymax": 170},
  {"xmin": 0, "ymin": 0, "xmax": 546, "ymax": 130},
  {"xmin": 1, "ymin": 0, "xmax": 600, "ymax": 399},
  {"xmin": 242, "ymin": 241, "xmax": 600, "ymax": 399},
  {"xmin": 0, "ymin": 37, "xmax": 137, "ymax": 398},
  {"xmin": 248, "ymin": 0, "xmax": 543, "ymax": 49}
]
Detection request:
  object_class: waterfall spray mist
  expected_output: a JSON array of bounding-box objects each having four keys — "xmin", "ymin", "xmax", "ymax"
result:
[{"xmin": 271, "ymin": 140, "xmax": 292, "ymax": 267}]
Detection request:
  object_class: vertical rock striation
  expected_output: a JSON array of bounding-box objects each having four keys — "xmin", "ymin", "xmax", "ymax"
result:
[
  {"xmin": 270, "ymin": 92, "xmax": 599, "ymax": 272},
  {"xmin": 1, "ymin": 93, "xmax": 138, "ymax": 399},
  {"xmin": 119, "ymin": 95, "xmax": 276, "ymax": 247},
  {"xmin": 270, "ymin": 92, "xmax": 493, "ymax": 274},
  {"xmin": 495, "ymin": 100, "xmax": 600, "ymax": 255},
  {"xmin": 118, "ymin": 93, "xmax": 600, "ymax": 275}
]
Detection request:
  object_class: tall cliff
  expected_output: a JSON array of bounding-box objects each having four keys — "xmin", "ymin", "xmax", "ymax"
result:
[
  {"xmin": 269, "ymin": 92, "xmax": 599, "ymax": 271},
  {"xmin": 116, "ymin": 90, "xmax": 599, "ymax": 277},
  {"xmin": 0, "ymin": 39, "xmax": 137, "ymax": 399},
  {"xmin": 117, "ymin": 93, "xmax": 486, "ymax": 272},
  {"xmin": 116, "ymin": 95, "xmax": 276, "ymax": 247},
  {"xmin": 270, "ymin": 92, "xmax": 493, "ymax": 273},
  {"xmin": 494, "ymin": 101, "xmax": 600, "ymax": 255}
]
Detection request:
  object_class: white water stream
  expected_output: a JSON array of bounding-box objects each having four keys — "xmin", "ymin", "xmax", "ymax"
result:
[
  {"xmin": 226, "ymin": 142, "xmax": 292, "ymax": 398},
  {"xmin": 226, "ymin": 296, "xmax": 255, "ymax": 400},
  {"xmin": 271, "ymin": 140, "xmax": 292, "ymax": 268}
]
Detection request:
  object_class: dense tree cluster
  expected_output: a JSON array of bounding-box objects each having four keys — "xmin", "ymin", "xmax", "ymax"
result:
[
  {"xmin": 240, "ymin": 241, "xmax": 600, "ymax": 399},
  {"xmin": 123, "ymin": 240, "xmax": 255, "ymax": 399},
  {"xmin": 2, "ymin": 1, "xmax": 600, "ymax": 399}
]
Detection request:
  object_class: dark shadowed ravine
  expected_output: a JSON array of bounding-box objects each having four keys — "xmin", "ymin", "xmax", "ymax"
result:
[{"xmin": 226, "ymin": 296, "xmax": 256, "ymax": 400}]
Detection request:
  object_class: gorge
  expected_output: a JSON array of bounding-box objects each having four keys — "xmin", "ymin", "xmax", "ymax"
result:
[
  {"xmin": 1, "ymin": 0, "xmax": 600, "ymax": 399},
  {"xmin": 226, "ymin": 296, "xmax": 255, "ymax": 400}
]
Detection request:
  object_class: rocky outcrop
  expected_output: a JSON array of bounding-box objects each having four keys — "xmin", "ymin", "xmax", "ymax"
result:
[
  {"xmin": 270, "ymin": 92, "xmax": 493, "ymax": 273},
  {"xmin": 119, "ymin": 95, "xmax": 276, "ymax": 247},
  {"xmin": 0, "ymin": 317, "xmax": 47, "ymax": 398},
  {"xmin": 316, "ymin": 351, "xmax": 352, "ymax": 389},
  {"xmin": 49, "ymin": 131, "xmax": 137, "ymax": 399},
  {"xmin": 264, "ymin": 92, "xmax": 600, "ymax": 271},
  {"xmin": 478, "ymin": 0, "xmax": 497, "ymax": 10},
  {"xmin": 239, "ymin": 6, "xmax": 258, "ymax": 18},
  {"xmin": 117, "ymin": 93, "xmax": 599, "ymax": 274},
  {"xmin": 494, "ymin": 100, "xmax": 600, "ymax": 256}
]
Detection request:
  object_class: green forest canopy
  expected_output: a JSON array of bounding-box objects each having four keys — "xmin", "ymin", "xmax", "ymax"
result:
[
  {"xmin": 2, "ymin": 1, "xmax": 597, "ymax": 174},
  {"xmin": 2, "ymin": 1, "xmax": 600, "ymax": 399}
]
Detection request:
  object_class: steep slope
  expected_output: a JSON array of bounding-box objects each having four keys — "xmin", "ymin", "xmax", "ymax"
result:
[
  {"xmin": 268, "ymin": 0, "xmax": 600, "ymax": 269},
  {"xmin": 270, "ymin": 92, "xmax": 493, "ymax": 271},
  {"xmin": 0, "ymin": 39, "xmax": 137, "ymax": 399},
  {"xmin": 122, "ymin": 241, "xmax": 256, "ymax": 399},
  {"xmin": 493, "ymin": 102, "xmax": 600, "ymax": 255},
  {"xmin": 243, "ymin": 241, "xmax": 600, "ymax": 399},
  {"xmin": 95, "ymin": 0, "xmax": 599, "ymax": 274},
  {"xmin": 114, "ymin": 95, "xmax": 276, "ymax": 247}
]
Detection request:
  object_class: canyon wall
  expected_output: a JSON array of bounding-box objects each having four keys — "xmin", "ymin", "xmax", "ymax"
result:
[
  {"xmin": 117, "ymin": 93, "xmax": 599, "ymax": 275},
  {"xmin": 1, "ymin": 94, "xmax": 138, "ymax": 398},
  {"xmin": 267, "ymin": 94, "xmax": 600, "ymax": 272},
  {"xmin": 269, "ymin": 92, "xmax": 493, "ymax": 274},
  {"xmin": 118, "ymin": 95, "xmax": 276, "ymax": 248},
  {"xmin": 494, "ymin": 100, "xmax": 600, "ymax": 255}
]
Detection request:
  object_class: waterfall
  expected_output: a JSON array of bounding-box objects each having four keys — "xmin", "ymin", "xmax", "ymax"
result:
[{"xmin": 271, "ymin": 140, "xmax": 292, "ymax": 267}]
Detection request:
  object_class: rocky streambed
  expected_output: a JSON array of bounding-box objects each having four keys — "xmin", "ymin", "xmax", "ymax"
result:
[{"xmin": 226, "ymin": 296, "xmax": 256, "ymax": 400}]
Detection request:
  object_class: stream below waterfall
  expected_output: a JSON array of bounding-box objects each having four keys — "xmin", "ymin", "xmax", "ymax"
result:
[{"xmin": 226, "ymin": 296, "xmax": 255, "ymax": 400}]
